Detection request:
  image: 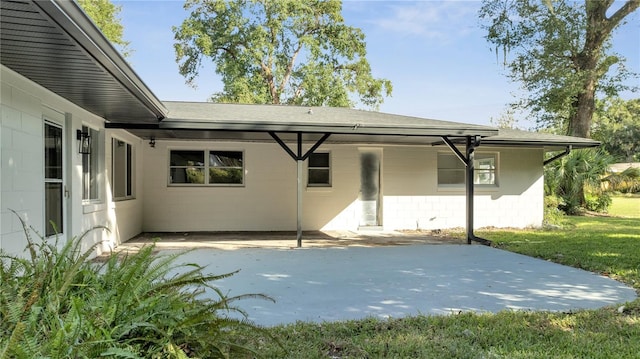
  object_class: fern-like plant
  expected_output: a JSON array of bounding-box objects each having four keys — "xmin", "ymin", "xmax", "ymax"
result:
[{"xmin": 0, "ymin": 210, "xmax": 274, "ymax": 358}]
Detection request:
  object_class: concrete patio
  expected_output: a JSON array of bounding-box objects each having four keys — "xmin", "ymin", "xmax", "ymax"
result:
[{"xmin": 131, "ymin": 234, "xmax": 638, "ymax": 327}]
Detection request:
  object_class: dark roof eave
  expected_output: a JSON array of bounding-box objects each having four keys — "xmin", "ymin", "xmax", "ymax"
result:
[{"xmin": 33, "ymin": 0, "xmax": 167, "ymax": 120}]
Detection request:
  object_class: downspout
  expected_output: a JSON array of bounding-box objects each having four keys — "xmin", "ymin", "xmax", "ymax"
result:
[
  {"xmin": 543, "ymin": 146, "xmax": 572, "ymax": 166},
  {"xmin": 465, "ymin": 137, "xmax": 491, "ymax": 246}
]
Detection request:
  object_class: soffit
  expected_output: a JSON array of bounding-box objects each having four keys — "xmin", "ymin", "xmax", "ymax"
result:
[{"xmin": 0, "ymin": 0, "xmax": 166, "ymax": 123}]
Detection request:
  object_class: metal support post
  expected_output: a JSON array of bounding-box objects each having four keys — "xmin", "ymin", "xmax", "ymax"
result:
[
  {"xmin": 465, "ymin": 136, "xmax": 475, "ymax": 244},
  {"xmin": 296, "ymin": 133, "xmax": 303, "ymax": 247},
  {"xmin": 296, "ymin": 159, "xmax": 303, "ymax": 247}
]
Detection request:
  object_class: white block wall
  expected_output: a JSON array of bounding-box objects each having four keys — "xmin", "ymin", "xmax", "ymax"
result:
[
  {"xmin": 381, "ymin": 146, "xmax": 544, "ymax": 230},
  {"xmin": 142, "ymin": 140, "xmax": 298, "ymax": 231},
  {"xmin": 1, "ymin": 69, "xmax": 45, "ymax": 255},
  {"xmin": 1, "ymin": 65, "xmax": 133, "ymax": 257},
  {"xmin": 141, "ymin": 141, "xmax": 545, "ymax": 233},
  {"xmin": 104, "ymin": 129, "xmax": 146, "ymax": 243}
]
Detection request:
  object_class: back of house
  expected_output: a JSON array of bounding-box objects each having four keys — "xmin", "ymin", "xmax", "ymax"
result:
[{"xmin": 0, "ymin": 0, "xmax": 599, "ymax": 257}]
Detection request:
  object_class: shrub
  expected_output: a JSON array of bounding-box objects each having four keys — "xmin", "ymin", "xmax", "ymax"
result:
[
  {"xmin": 585, "ymin": 191, "xmax": 613, "ymax": 213},
  {"xmin": 0, "ymin": 211, "xmax": 273, "ymax": 358},
  {"xmin": 543, "ymin": 195, "xmax": 566, "ymax": 226},
  {"xmin": 544, "ymin": 148, "xmax": 614, "ymax": 214}
]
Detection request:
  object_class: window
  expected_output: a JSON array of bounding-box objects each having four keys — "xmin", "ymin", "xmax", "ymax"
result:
[
  {"xmin": 308, "ymin": 152, "xmax": 331, "ymax": 187},
  {"xmin": 82, "ymin": 126, "xmax": 100, "ymax": 201},
  {"xmin": 170, "ymin": 151, "xmax": 205, "ymax": 184},
  {"xmin": 437, "ymin": 152, "xmax": 497, "ymax": 186},
  {"xmin": 169, "ymin": 150, "xmax": 244, "ymax": 185},
  {"xmin": 44, "ymin": 122, "xmax": 63, "ymax": 236},
  {"xmin": 113, "ymin": 138, "xmax": 134, "ymax": 199},
  {"xmin": 209, "ymin": 151, "xmax": 243, "ymax": 184},
  {"xmin": 474, "ymin": 155, "xmax": 497, "ymax": 185}
]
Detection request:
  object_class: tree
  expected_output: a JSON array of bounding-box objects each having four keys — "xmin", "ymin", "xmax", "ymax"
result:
[
  {"xmin": 77, "ymin": 0, "xmax": 131, "ymax": 57},
  {"xmin": 592, "ymin": 98, "xmax": 640, "ymax": 162},
  {"xmin": 173, "ymin": 0, "xmax": 392, "ymax": 109},
  {"xmin": 479, "ymin": 0, "xmax": 639, "ymax": 138},
  {"xmin": 490, "ymin": 108, "xmax": 519, "ymax": 129}
]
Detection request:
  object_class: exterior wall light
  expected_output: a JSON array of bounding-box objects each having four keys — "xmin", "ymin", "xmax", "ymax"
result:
[
  {"xmin": 149, "ymin": 137, "xmax": 156, "ymax": 148},
  {"xmin": 76, "ymin": 129, "xmax": 91, "ymax": 155}
]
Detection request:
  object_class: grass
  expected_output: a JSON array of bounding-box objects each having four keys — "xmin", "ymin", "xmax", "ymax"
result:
[
  {"xmin": 237, "ymin": 201, "xmax": 640, "ymax": 358},
  {"xmin": 608, "ymin": 194, "xmax": 640, "ymax": 218},
  {"xmin": 481, "ymin": 216, "xmax": 640, "ymax": 290}
]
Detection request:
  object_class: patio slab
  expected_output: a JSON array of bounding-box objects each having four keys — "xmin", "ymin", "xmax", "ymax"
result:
[{"xmin": 163, "ymin": 244, "xmax": 637, "ymax": 327}]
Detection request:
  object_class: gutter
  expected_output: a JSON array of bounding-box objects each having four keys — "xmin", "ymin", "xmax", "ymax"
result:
[
  {"xmin": 156, "ymin": 119, "xmax": 500, "ymax": 137},
  {"xmin": 543, "ymin": 146, "xmax": 572, "ymax": 166}
]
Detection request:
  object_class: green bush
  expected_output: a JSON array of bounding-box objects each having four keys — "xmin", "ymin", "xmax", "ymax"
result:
[
  {"xmin": 544, "ymin": 148, "xmax": 614, "ymax": 215},
  {"xmin": 0, "ymin": 211, "xmax": 273, "ymax": 358},
  {"xmin": 543, "ymin": 195, "xmax": 566, "ymax": 226},
  {"xmin": 584, "ymin": 191, "xmax": 612, "ymax": 212}
]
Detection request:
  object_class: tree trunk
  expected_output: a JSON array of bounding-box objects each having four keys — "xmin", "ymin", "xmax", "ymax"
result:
[
  {"xmin": 569, "ymin": 75, "xmax": 597, "ymax": 138},
  {"xmin": 567, "ymin": 0, "xmax": 639, "ymax": 138}
]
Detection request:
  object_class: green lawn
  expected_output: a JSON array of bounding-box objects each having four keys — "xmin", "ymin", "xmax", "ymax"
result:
[
  {"xmin": 608, "ymin": 195, "xmax": 640, "ymax": 218},
  {"xmin": 481, "ymin": 216, "xmax": 640, "ymax": 289},
  {"xmin": 241, "ymin": 212, "xmax": 640, "ymax": 358}
]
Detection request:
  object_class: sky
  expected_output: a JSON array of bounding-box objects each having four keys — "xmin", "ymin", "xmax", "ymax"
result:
[{"xmin": 114, "ymin": 0, "xmax": 640, "ymax": 128}]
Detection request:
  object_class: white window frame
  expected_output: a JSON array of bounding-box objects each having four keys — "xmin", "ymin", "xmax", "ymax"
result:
[
  {"xmin": 82, "ymin": 125, "xmax": 101, "ymax": 203},
  {"xmin": 474, "ymin": 154, "xmax": 498, "ymax": 186},
  {"xmin": 44, "ymin": 120, "xmax": 65, "ymax": 237},
  {"xmin": 437, "ymin": 152, "xmax": 499, "ymax": 187},
  {"xmin": 112, "ymin": 138, "xmax": 134, "ymax": 200},
  {"xmin": 168, "ymin": 149, "xmax": 245, "ymax": 186},
  {"xmin": 307, "ymin": 152, "xmax": 331, "ymax": 187}
]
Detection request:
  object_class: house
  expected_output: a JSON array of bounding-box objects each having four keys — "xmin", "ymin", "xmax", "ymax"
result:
[{"xmin": 0, "ymin": 0, "xmax": 599, "ymax": 257}]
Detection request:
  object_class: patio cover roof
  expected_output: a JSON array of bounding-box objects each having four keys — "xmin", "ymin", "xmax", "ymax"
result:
[
  {"xmin": 116, "ymin": 101, "xmax": 600, "ymax": 150},
  {"xmin": 115, "ymin": 101, "xmax": 500, "ymax": 145},
  {"xmin": 0, "ymin": 0, "xmax": 166, "ymax": 123}
]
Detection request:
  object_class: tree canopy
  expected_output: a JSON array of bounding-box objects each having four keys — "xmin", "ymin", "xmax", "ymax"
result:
[
  {"xmin": 77, "ymin": 0, "xmax": 131, "ymax": 57},
  {"xmin": 479, "ymin": 0, "xmax": 639, "ymax": 138},
  {"xmin": 592, "ymin": 97, "xmax": 640, "ymax": 162},
  {"xmin": 173, "ymin": 0, "xmax": 392, "ymax": 109}
]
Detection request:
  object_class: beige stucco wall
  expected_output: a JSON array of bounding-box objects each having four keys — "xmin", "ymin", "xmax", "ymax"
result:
[
  {"xmin": 0, "ymin": 65, "xmax": 140, "ymax": 256},
  {"xmin": 141, "ymin": 140, "xmax": 544, "ymax": 234}
]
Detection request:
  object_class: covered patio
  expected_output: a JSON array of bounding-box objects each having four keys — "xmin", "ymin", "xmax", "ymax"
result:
[{"xmin": 113, "ymin": 102, "xmax": 599, "ymax": 247}]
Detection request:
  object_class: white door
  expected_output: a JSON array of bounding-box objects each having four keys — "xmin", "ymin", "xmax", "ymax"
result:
[
  {"xmin": 359, "ymin": 149, "xmax": 381, "ymax": 227},
  {"xmin": 44, "ymin": 122, "xmax": 65, "ymax": 237}
]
